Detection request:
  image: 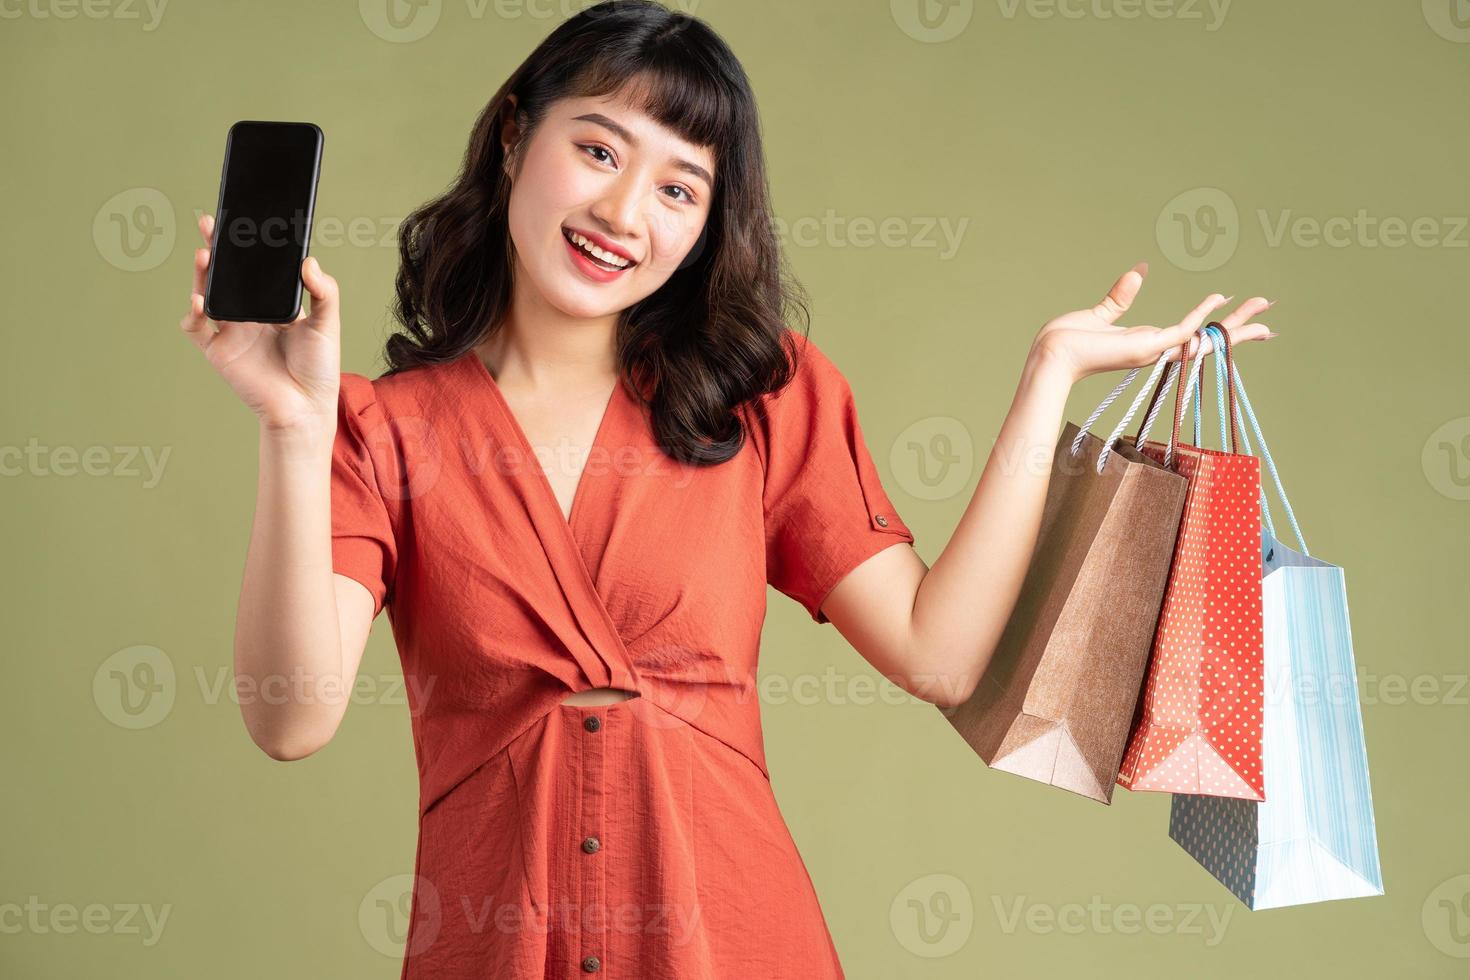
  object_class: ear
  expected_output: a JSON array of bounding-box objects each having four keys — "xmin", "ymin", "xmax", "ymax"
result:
[{"xmin": 499, "ymin": 94, "xmax": 522, "ymax": 175}]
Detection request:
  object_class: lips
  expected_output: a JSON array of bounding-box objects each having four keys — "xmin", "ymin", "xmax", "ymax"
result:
[{"xmin": 562, "ymin": 226, "xmax": 638, "ymax": 270}]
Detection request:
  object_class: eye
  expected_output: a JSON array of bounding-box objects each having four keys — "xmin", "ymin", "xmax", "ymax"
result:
[
  {"xmin": 664, "ymin": 185, "xmax": 696, "ymax": 204},
  {"xmin": 578, "ymin": 143, "xmax": 615, "ymax": 166}
]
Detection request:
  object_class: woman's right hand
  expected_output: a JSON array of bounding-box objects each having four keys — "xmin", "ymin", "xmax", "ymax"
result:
[{"xmin": 179, "ymin": 212, "xmax": 343, "ymax": 431}]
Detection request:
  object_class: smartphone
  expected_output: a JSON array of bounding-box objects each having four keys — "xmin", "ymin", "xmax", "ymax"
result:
[{"xmin": 203, "ymin": 120, "xmax": 323, "ymax": 324}]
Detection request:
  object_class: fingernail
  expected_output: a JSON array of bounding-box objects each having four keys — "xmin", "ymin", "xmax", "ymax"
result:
[
  {"xmin": 1265, "ymin": 331, "xmax": 1279, "ymax": 339},
  {"xmin": 1263, "ymin": 299, "xmax": 1276, "ymax": 309},
  {"xmin": 1135, "ymin": 261, "xmax": 1149, "ymax": 275},
  {"xmin": 1220, "ymin": 294, "xmax": 1235, "ymax": 304}
]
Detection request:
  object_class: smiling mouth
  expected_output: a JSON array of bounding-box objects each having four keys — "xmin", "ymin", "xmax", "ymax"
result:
[{"xmin": 562, "ymin": 227, "xmax": 637, "ymax": 271}]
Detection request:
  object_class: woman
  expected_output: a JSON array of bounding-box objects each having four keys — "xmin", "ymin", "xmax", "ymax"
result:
[{"xmin": 180, "ymin": 1, "xmax": 1273, "ymax": 976}]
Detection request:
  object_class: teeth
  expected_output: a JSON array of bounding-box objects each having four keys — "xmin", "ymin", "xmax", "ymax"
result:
[{"xmin": 568, "ymin": 231, "xmax": 631, "ymax": 269}]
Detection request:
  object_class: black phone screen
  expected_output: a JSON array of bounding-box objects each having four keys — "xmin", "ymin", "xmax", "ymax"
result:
[{"xmin": 204, "ymin": 121, "xmax": 322, "ymax": 324}]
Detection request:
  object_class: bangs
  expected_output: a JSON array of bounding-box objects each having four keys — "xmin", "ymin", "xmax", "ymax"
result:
[{"xmin": 568, "ymin": 56, "xmax": 737, "ymax": 161}]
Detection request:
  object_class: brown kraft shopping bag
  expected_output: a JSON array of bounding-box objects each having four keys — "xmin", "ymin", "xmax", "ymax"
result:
[{"xmin": 940, "ymin": 349, "xmax": 1190, "ymax": 803}]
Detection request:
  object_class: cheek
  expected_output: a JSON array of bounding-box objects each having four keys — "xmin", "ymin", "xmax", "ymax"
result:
[
  {"xmin": 509, "ymin": 147, "xmax": 593, "ymax": 229},
  {"xmin": 647, "ymin": 214, "xmax": 703, "ymax": 268}
]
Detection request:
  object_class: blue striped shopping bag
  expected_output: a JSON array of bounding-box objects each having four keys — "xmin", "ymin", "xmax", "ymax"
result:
[{"xmin": 1166, "ymin": 324, "xmax": 1385, "ymax": 910}]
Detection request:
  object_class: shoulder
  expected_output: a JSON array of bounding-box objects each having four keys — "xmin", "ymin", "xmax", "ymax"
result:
[
  {"xmin": 739, "ymin": 332, "xmax": 861, "ymax": 471},
  {"xmin": 338, "ymin": 361, "xmax": 450, "ymax": 425}
]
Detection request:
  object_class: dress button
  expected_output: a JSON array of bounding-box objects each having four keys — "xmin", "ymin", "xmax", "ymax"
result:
[
  {"xmin": 581, "ymin": 835, "xmax": 601, "ymax": 854},
  {"xmin": 581, "ymin": 954, "xmax": 601, "ymax": 972},
  {"xmin": 583, "ymin": 715, "xmax": 601, "ymax": 733}
]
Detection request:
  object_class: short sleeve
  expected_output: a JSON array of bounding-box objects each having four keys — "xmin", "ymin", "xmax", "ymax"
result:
[
  {"xmin": 751, "ymin": 337, "xmax": 915, "ymax": 624},
  {"xmin": 331, "ymin": 372, "xmax": 398, "ymax": 617}
]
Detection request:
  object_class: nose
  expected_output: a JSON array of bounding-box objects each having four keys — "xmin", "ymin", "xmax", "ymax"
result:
[{"xmin": 588, "ymin": 172, "xmax": 643, "ymax": 241}]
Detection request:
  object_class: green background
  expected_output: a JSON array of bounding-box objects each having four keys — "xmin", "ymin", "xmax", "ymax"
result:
[{"xmin": 5, "ymin": 0, "xmax": 1468, "ymax": 976}]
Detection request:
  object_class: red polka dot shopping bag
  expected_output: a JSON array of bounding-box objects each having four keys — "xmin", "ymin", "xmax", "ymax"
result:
[
  {"xmin": 1115, "ymin": 325, "xmax": 1267, "ymax": 799},
  {"xmin": 1167, "ymin": 324, "xmax": 1384, "ymax": 910},
  {"xmin": 942, "ymin": 345, "xmax": 1189, "ymax": 803}
]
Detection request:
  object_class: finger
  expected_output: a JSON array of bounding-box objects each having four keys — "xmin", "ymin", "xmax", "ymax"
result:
[
  {"xmin": 199, "ymin": 212, "xmax": 215, "ymax": 246},
  {"xmin": 1214, "ymin": 295, "xmax": 1272, "ymax": 331},
  {"xmin": 301, "ymin": 257, "xmax": 339, "ymax": 331},
  {"xmin": 192, "ymin": 246, "xmax": 209, "ymax": 297},
  {"xmin": 1218, "ymin": 321, "xmax": 1275, "ymax": 346},
  {"xmin": 1091, "ymin": 261, "xmax": 1148, "ymax": 325},
  {"xmin": 179, "ymin": 291, "xmax": 216, "ymax": 352},
  {"xmin": 1161, "ymin": 293, "xmax": 1232, "ymax": 360}
]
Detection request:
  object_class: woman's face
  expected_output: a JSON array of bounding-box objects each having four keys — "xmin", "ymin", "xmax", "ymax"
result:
[{"xmin": 503, "ymin": 89, "xmax": 716, "ymax": 320}]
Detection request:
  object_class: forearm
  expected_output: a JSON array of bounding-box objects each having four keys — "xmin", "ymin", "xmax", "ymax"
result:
[
  {"xmin": 233, "ymin": 416, "xmax": 347, "ymax": 758},
  {"xmin": 906, "ymin": 347, "xmax": 1074, "ymax": 705}
]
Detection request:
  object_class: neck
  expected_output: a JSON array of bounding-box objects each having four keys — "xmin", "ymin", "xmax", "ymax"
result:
[{"xmin": 478, "ymin": 267, "xmax": 619, "ymax": 391}]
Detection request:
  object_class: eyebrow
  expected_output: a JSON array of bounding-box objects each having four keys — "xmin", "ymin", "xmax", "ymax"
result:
[{"xmin": 571, "ymin": 112, "xmax": 714, "ymax": 189}]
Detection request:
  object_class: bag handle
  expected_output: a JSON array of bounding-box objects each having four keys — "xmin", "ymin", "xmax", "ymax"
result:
[
  {"xmin": 1131, "ymin": 321, "xmax": 1244, "ymax": 466},
  {"xmin": 1198, "ymin": 324, "xmax": 1310, "ymax": 555},
  {"xmin": 1069, "ymin": 347, "xmax": 1178, "ymax": 474},
  {"xmin": 1173, "ymin": 321, "xmax": 1240, "ymax": 456}
]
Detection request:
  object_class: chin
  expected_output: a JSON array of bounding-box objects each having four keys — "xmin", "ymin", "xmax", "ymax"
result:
[{"xmin": 541, "ymin": 283, "xmax": 627, "ymax": 320}]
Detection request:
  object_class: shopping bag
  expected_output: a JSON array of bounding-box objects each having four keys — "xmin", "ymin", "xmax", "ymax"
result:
[
  {"xmin": 940, "ymin": 348, "xmax": 1189, "ymax": 803},
  {"xmin": 1116, "ymin": 324, "xmax": 1267, "ymax": 799},
  {"xmin": 1168, "ymin": 324, "xmax": 1385, "ymax": 910}
]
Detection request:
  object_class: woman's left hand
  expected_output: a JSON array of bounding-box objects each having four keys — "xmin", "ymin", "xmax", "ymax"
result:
[{"xmin": 1031, "ymin": 262, "xmax": 1276, "ymax": 387}]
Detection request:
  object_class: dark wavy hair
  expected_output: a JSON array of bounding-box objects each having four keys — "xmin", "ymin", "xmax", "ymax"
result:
[{"xmin": 381, "ymin": 0, "xmax": 810, "ymax": 465}]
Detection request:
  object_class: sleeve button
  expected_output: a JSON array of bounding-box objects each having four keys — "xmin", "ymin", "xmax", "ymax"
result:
[{"xmin": 875, "ymin": 514, "xmax": 889, "ymax": 527}]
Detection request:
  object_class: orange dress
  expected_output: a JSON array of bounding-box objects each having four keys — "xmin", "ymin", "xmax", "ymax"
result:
[{"xmin": 329, "ymin": 333, "xmax": 915, "ymax": 979}]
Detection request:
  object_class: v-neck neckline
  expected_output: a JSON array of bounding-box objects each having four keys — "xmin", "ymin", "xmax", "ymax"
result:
[{"xmin": 460, "ymin": 349, "xmax": 623, "ymax": 532}]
